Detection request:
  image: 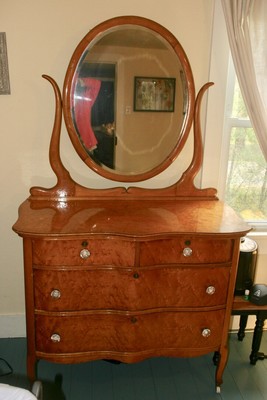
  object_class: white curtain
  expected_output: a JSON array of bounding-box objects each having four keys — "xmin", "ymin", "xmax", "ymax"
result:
[{"xmin": 221, "ymin": 0, "xmax": 267, "ymax": 161}]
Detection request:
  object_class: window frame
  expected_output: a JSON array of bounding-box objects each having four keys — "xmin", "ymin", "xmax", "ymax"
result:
[{"xmin": 202, "ymin": 0, "xmax": 267, "ymax": 232}]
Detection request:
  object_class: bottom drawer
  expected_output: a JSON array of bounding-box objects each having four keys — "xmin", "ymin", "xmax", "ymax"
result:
[{"xmin": 35, "ymin": 310, "xmax": 225, "ymax": 354}]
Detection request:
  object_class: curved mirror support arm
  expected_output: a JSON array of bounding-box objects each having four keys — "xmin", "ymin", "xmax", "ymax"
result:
[
  {"xmin": 30, "ymin": 75, "xmax": 76, "ymax": 198},
  {"xmin": 173, "ymin": 82, "xmax": 217, "ymax": 198}
]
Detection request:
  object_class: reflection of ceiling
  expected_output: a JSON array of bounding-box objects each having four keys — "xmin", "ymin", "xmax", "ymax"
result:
[{"xmin": 96, "ymin": 28, "xmax": 168, "ymax": 49}]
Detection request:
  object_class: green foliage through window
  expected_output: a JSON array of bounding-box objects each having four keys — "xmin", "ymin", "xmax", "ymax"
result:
[{"xmin": 225, "ymin": 80, "xmax": 267, "ymax": 223}]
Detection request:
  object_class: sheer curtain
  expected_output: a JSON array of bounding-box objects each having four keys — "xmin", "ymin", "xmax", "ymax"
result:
[{"xmin": 221, "ymin": 0, "xmax": 267, "ymax": 161}]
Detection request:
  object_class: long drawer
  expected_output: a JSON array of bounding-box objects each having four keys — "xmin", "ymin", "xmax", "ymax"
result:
[
  {"xmin": 35, "ymin": 309, "xmax": 225, "ymax": 354},
  {"xmin": 33, "ymin": 266, "xmax": 230, "ymax": 311}
]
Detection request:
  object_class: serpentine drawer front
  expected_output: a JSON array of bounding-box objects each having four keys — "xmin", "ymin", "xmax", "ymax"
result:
[
  {"xmin": 35, "ymin": 310, "xmax": 225, "ymax": 354},
  {"xmin": 32, "ymin": 237, "xmax": 232, "ymax": 312},
  {"xmin": 32, "ymin": 239, "xmax": 135, "ymax": 267},
  {"xmin": 139, "ymin": 238, "xmax": 234, "ymax": 265},
  {"xmin": 31, "ymin": 234, "xmax": 234, "ymax": 368},
  {"xmin": 33, "ymin": 266, "xmax": 230, "ymax": 311}
]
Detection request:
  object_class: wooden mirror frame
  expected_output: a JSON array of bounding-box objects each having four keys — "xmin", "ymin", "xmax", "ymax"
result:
[
  {"xmin": 62, "ymin": 16, "xmax": 195, "ymax": 182},
  {"xmin": 30, "ymin": 16, "xmax": 217, "ymax": 200}
]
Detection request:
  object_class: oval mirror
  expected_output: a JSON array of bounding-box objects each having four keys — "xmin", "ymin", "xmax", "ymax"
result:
[{"xmin": 63, "ymin": 16, "xmax": 195, "ymax": 182}]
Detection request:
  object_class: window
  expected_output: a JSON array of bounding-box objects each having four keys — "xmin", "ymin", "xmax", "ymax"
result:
[
  {"xmin": 223, "ymin": 58, "xmax": 267, "ymax": 229},
  {"xmin": 203, "ymin": 1, "xmax": 267, "ymax": 232}
]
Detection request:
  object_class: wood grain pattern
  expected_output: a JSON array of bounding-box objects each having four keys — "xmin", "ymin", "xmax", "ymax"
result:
[
  {"xmin": 139, "ymin": 237, "xmax": 233, "ymax": 265},
  {"xmin": 33, "ymin": 266, "xmax": 230, "ymax": 311},
  {"xmin": 35, "ymin": 310, "xmax": 225, "ymax": 354},
  {"xmin": 13, "ymin": 199, "xmax": 249, "ymax": 237},
  {"xmin": 32, "ymin": 238, "xmax": 135, "ymax": 267}
]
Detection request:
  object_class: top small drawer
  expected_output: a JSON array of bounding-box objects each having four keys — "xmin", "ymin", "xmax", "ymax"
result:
[
  {"xmin": 32, "ymin": 239, "xmax": 135, "ymax": 267},
  {"xmin": 140, "ymin": 237, "xmax": 233, "ymax": 265}
]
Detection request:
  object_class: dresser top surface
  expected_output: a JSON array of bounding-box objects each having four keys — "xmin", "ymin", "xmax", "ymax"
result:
[{"xmin": 12, "ymin": 198, "xmax": 250, "ymax": 238}]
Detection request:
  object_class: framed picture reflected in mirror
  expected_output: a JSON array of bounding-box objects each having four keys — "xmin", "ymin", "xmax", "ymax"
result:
[{"xmin": 134, "ymin": 76, "xmax": 175, "ymax": 112}]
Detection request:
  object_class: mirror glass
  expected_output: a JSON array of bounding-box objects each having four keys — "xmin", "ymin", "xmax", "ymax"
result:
[{"xmin": 63, "ymin": 17, "xmax": 195, "ymax": 181}]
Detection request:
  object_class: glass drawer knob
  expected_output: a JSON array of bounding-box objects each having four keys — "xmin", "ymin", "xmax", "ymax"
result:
[
  {"xmin": 50, "ymin": 333, "xmax": 61, "ymax": 343},
  {"xmin": 50, "ymin": 289, "xmax": 61, "ymax": 299},
  {"xmin": 206, "ymin": 286, "xmax": 216, "ymax": 295},
  {"xmin": 202, "ymin": 328, "xmax": 211, "ymax": 338},
  {"xmin": 183, "ymin": 247, "xmax": 193, "ymax": 257},
  {"xmin": 80, "ymin": 248, "xmax": 91, "ymax": 259}
]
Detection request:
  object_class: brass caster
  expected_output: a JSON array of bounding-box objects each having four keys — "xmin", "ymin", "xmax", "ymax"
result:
[
  {"xmin": 216, "ymin": 385, "xmax": 221, "ymax": 394},
  {"xmin": 32, "ymin": 381, "xmax": 43, "ymax": 400}
]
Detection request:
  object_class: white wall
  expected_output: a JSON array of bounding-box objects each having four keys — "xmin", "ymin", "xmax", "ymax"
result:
[{"xmin": 0, "ymin": 0, "xmax": 266, "ymax": 337}]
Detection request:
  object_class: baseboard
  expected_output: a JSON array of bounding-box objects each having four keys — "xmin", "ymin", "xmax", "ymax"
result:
[
  {"xmin": 0, "ymin": 314, "xmax": 26, "ymax": 338},
  {"xmin": 231, "ymin": 314, "xmax": 258, "ymax": 331}
]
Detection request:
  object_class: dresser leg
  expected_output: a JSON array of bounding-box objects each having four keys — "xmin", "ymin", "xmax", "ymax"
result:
[
  {"xmin": 215, "ymin": 346, "xmax": 228, "ymax": 390},
  {"xmin": 27, "ymin": 355, "xmax": 37, "ymax": 382},
  {"xmin": 250, "ymin": 314, "xmax": 265, "ymax": 365},
  {"xmin": 212, "ymin": 351, "xmax": 220, "ymax": 366}
]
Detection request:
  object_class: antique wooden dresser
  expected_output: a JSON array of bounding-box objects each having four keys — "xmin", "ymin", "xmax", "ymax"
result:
[{"xmin": 13, "ymin": 16, "xmax": 249, "ymax": 393}]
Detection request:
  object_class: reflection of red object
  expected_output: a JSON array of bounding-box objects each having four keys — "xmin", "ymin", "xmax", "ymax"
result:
[{"xmin": 74, "ymin": 78, "xmax": 101, "ymax": 151}]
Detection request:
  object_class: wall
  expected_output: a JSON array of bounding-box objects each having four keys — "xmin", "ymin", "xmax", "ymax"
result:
[{"xmin": 0, "ymin": 0, "xmax": 265, "ymax": 337}]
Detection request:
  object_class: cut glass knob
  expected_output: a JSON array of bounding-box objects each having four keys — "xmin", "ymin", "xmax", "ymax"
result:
[
  {"xmin": 183, "ymin": 247, "xmax": 193, "ymax": 257},
  {"xmin": 202, "ymin": 328, "xmax": 211, "ymax": 338},
  {"xmin": 50, "ymin": 333, "xmax": 61, "ymax": 343},
  {"xmin": 50, "ymin": 289, "xmax": 61, "ymax": 299},
  {"xmin": 206, "ymin": 286, "xmax": 216, "ymax": 295},
  {"xmin": 80, "ymin": 248, "xmax": 91, "ymax": 259}
]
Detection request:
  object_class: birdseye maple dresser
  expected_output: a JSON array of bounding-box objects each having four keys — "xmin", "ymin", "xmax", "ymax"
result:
[{"xmin": 13, "ymin": 16, "xmax": 250, "ymax": 393}]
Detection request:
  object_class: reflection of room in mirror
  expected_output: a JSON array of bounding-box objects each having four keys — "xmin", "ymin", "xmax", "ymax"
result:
[
  {"xmin": 73, "ymin": 63, "xmax": 116, "ymax": 169},
  {"xmin": 72, "ymin": 25, "xmax": 187, "ymax": 175}
]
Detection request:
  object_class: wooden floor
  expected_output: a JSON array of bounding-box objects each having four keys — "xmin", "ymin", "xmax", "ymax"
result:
[{"xmin": 0, "ymin": 332, "xmax": 267, "ymax": 399}]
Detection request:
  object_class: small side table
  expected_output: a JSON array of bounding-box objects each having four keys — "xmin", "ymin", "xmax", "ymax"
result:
[{"xmin": 232, "ymin": 295, "xmax": 267, "ymax": 364}]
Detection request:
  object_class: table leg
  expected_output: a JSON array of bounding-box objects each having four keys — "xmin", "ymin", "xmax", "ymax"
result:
[
  {"xmin": 250, "ymin": 314, "xmax": 265, "ymax": 365},
  {"xmin": 237, "ymin": 315, "xmax": 248, "ymax": 341}
]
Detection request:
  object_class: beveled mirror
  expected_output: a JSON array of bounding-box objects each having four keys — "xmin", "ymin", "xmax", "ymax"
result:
[{"xmin": 63, "ymin": 16, "xmax": 195, "ymax": 182}]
